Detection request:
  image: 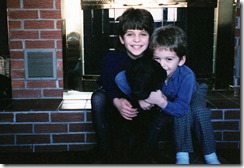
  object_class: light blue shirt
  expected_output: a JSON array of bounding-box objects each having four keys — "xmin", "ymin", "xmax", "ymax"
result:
[{"xmin": 115, "ymin": 65, "xmax": 197, "ymax": 116}]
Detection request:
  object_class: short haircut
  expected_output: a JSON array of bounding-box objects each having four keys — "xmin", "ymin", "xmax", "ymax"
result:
[
  {"xmin": 149, "ymin": 25, "xmax": 188, "ymax": 59},
  {"xmin": 125, "ymin": 56, "xmax": 167, "ymax": 100},
  {"xmin": 117, "ymin": 8, "xmax": 154, "ymax": 37}
]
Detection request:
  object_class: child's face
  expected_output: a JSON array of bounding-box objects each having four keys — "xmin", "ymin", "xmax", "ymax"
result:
[
  {"xmin": 153, "ymin": 48, "xmax": 186, "ymax": 78},
  {"xmin": 119, "ymin": 29, "xmax": 150, "ymax": 59}
]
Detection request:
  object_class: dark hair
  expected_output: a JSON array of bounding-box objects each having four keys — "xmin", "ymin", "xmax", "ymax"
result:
[
  {"xmin": 117, "ymin": 8, "xmax": 154, "ymax": 37},
  {"xmin": 149, "ymin": 25, "xmax": 187, "ymax": 58},
  {"xmin": 125, "ymin": 56, "xmax": 167, "ymax": 100}
]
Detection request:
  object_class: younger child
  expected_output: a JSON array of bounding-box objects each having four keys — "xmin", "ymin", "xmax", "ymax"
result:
[{"xmin": 115, "ymin": 25, "xmax": 221, "ymax": 164}]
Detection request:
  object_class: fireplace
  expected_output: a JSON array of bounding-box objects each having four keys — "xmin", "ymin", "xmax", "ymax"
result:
[{"xmin": 63, "ymin": 0, "xmax": 220, "ymax": 92}]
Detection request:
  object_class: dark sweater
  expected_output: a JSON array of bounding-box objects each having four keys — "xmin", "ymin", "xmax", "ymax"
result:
[{"xmin": 97, "ymin": 50, "xmax": 134, "ymax": 103}]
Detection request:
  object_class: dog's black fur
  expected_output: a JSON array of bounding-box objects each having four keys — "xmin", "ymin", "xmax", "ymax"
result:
[{"xmin": 125, "ymin": 56, "xmax": 167, "ymax": 100}]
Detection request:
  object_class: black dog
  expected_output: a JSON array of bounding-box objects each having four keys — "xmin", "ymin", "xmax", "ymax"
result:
[{"xmin": 125, "ymin": 56, "xmax": 167, "ymax": 100}]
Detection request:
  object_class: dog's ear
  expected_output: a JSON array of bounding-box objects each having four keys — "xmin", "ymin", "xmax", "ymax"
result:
[
  {"xmin": 125, "ymin": 57, "xmax": 149, "ymax": 99},
  {"xmin": 150, "ymin": 60, "xmax": 167, "ymax": 90}
]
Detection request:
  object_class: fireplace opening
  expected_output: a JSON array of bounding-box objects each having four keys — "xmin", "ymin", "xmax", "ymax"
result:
[{"xmin": 61, "ymin": 0, "xmax": 236, "ymax": 94}]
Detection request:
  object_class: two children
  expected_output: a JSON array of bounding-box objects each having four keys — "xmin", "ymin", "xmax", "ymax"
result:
[{"xmin": 115, "ymin": 25, "xmax": 221, "ymax": 164}]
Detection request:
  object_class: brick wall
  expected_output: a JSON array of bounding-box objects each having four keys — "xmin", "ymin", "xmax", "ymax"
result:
[
  {"xmin": 211, "ymin": 109, "xmax": 240, "ymax": 149},
  {"xmin": 0, "ymin": 108, "xmax": 240, "ymax": 152},
  {"xmin": 0, "ymin": 110, "xmax": 95, "ymax": 152},
  {"xmin": 7, "ymin": 0, "xmax": 63, "ymax": 99}
]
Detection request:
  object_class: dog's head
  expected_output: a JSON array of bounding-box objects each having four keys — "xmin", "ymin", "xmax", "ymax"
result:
[{"xmin": 125, "ymin": 57, "xmax": 167, "ymax": 100}]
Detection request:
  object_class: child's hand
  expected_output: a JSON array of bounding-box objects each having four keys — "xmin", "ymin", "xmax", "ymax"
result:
[
  {"xmin": 113, "ymin": 98, "xmax": 138, "ymax": 120},
  {"xmin": 138, "ymin": 100, "xmax": 154, "ymax": 110},
  {"xmin": 145, "ymin": 90, "xmax": 168, "ymax": 109}
]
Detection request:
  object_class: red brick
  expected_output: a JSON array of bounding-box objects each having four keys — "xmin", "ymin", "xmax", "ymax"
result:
[
  {"xmin": 58, "ymin": 80, "xmax": 63, "ymax": 88},
  {"xmin": 57, "ymin": 69, "xmax": 63, "ymax": 78},
  {"xmin": 223, "ymin": 132, "xmax": 240, "ymax": 141},
  {"xmin": 57, "ymin": 59, "xmax": 63, "ymax": 69},
  {"xmin": 9, "ymin": 20, "xmax": 22, "ymax": 29},
  {"xmin": 69, "ymin": 123, "xmax": 83, "ymax": 132},
  {"xmin": 23, "ymin": 0, "xmax": 54, "ymax": 9},
  {"xmin": 12, "ymin": 90, "xmax": 42, "ymax": 98},
  {"xmin": 0, "ymin": 114, "xmax": 14, "ymax": 122},
  {"xmin": 69, "ymin": 144, "xmax": 95, "ymax": 152},
  {"xmin": 40, "ymin": 10, "xmax": 61, "ymax": 19},
  {"xmin": 0, "ymin": 146, "xmax": 33, "ymax": 152},
  {"xmin": 17, "ymin": 135, "xmax": 50, "ymax": 144},
  {"xmin": 86, "ymin": 112, "xmax": 92, "ymax": 122},
  {"xmin": 7, "ymin": 0, "xmax": 21, "ymax": 8},
  {"xmin": 8, "ymin": 10, "xmax": 38, "ymax": 19},
  {"xmin": 11, "ymin": 59, "xmax": 24, "ymax": 69},
  {"xmin": 41, "ymin": 31, "xmax": 62, "ymax": 39},
  {"xmin": 25, "ymin": 40, "xmax": 54, "ymax": 49},
  {"xmin": 25, "ymin": 20, "xmax": 54, "ymax": 29},
  {"xmin": 51, "ymin": 113, "xmax": 84, "ymax": 122},
  {"xmin": 211, "ymin": 110, "xmax": 223, "ymax": 119},
  {"xmin": 212, "ymin": 121, "xmax": 239, "ymax": 130},
  {"xmin": 56, "ymin": 0, "xmax": 61, "ymax": 9},
  {"xmin": 35, "ymin": 145, "xmax": 67, "ymax": 152},
  {"xmin": 10, "ymin": 30, "xmax": 39, "ymax": 39},
  {"xmin": 56, "ymin": 40, "xmax": 62, "ymax": 49},
  {"xmin": 0, "ymin": 124, "xmax": 32, "ymax": 133},
  {"xmin": 56, "ymin": 50, "xmax": 62, "ymax": 58},
  {"xmin": 225, "ymin": 110, "xmax": 240, "ymax": 119},
  {"xmin": 9, "ymin": 41, "xmax": 23, "ymax": 49},
  {"xmin": 43, "ymin": 89, "xmax": 63, "ymax": 97},
  {"xmin": 86, "ymin": 133, "xmax": 96, "ymax": 143},
  {"xmin": 53, "ymin": 134, "xmax": 85, "ymax": 143},
  {"xmin": 56, "ymin": 20, "xmax": 62, "ymax": 29},
  {"xmin": 35, "ymin": 124, "xmax": 67, "ymax": 133},
  {"xmin": 12, "ymin": 80, "xmax": 25, "ymax": 88},
  {"xmin": 70, "ymin": 123, "xmax": 94, "ymax": 132},
  {"xmin": 0, "ymin": 135, "xmax": 15, "ymax": 144},
  {"xmin": 11, "ymin": 70, "xmax": 25, "ymax": 78},
  {"xmin": 214, "ymin": 131, "xmax": 222, "ymax": 141},
  {"xmin": 9, "ymin": 51, "xmax": 24, "ymax": 59},
  {"xmin": 16, "ymin": 113, "xmax": 49, "ymax": 122},
  {"xmin": 27, "ymin": 81, "xmax": 57, "ymax": 88}
]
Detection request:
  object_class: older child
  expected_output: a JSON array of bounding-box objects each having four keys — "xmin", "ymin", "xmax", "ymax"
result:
[
  {"xmin": 91, "ymin": 8, "xmax": 169, "ymax": 163},
  {"xmin": 115, "ymin": 25, "xmax": 220, "ymax": 164}
]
